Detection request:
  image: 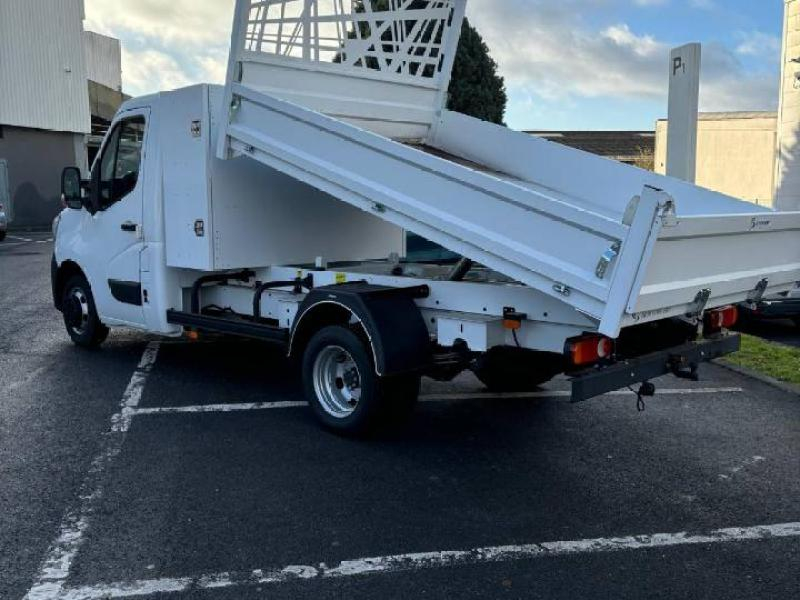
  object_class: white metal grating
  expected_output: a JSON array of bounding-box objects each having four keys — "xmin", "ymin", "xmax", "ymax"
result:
[{"xmin": 242, "ymin": 0, "xmax": 459, "ymax": 82}]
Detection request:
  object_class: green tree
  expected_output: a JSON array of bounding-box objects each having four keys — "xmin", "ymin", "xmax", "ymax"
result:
[
  {"xmin": 340, "ymin": 2, "xmax": 507, "ymax": 124},
  {"xmin": 446, "ymin": 18, "xmax": 506, "ymax": 125}
]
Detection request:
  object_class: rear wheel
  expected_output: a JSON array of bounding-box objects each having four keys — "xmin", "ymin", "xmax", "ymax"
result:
[
  {"xmin": 302, "ymin": 325, "xmax": 419, "ymax": 435},
  {"xmin": 0, "ymin": 231, "xmax": 6, "ymax": 242},
  {"xmin": 472, "ymin": 346, "xmax": 563, "ymax": 393},
  {"xmin": 62, "ymin": 275, "xmax": 109, "ymax": 348}
]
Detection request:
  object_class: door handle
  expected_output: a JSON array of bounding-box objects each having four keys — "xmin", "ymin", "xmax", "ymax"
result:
[{"xmin": 121, "ymin": 222, "xmax": 138, "ymax": 233}]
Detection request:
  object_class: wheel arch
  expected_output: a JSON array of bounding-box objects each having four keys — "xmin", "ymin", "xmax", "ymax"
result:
[
  {"xmin": 288, "ymin": 284, "xmax": 432, "ymax": 377},
  {"xmin": 52, "ymin": 258, "xmax": 87, "ymax": 311},
  {"xmin": 289, "ymin": 301, "xmax": 364, "ymax": 364}
]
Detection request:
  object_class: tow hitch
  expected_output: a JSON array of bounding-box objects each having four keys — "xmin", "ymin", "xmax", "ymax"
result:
[{"xmin": 669, "ymin": 355, "xmax": 700, "ymax": 382}]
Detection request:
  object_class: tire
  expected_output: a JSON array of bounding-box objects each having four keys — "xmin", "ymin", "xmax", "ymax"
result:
[
  {"xmin": 0, "ymin": 231, "xmax": 6, "ymax": 242},
  {"xmin": 793, "ymin": 317, "xmax": 800, "ymax": 330},
  {"xmin": 472, "ymin": 346, "xmax": 562, "ymax": 393},
  {"xmin": 61, "ymin": 275, "xmax": 109, "ymax": 348},
  {"xmin": 302, "ymin": 325, "xmax": 420, "ymax": 435}
]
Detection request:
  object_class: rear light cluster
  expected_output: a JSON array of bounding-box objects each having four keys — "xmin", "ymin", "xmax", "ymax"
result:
[
  {"xmin": 568, "ymin": 336, "xmax": 614, "ymax": 366},
  {"xmin": 705, "ymin": 305, "xmax": 738, "ymax": 331}
]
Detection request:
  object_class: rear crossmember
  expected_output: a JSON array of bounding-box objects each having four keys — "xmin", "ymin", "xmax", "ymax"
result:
[{"xmin": 570, "ymin": 334, "xmax": 742, "ymax": 403}]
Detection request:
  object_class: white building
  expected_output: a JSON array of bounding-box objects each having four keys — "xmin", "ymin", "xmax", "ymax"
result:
[
  {"xmin": 84, "ymin": 31, "xmax": 123, "ymax": 93},
  {"xmin": 0, "ymin": 0, "xmax": 122, "ymax": 227},
  {"xmin": 775, "ymin": 0, "xmax": 800, "ymax": 211},
  {"xmin": 655, "ymin": 112, "xmax": 779, "ymax": 207}
]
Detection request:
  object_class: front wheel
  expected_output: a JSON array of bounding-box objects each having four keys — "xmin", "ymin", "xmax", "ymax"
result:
[
  {"xmin": 62, "ymin": 275, "xmax": 109, "ymax": 348},
  {"xmin": 302, "ymin": 325, "xmax": 419, "ymax": 435},
  {"xmin": 0, "ymin": 231, "xmax": 6, "ymax": 242}
]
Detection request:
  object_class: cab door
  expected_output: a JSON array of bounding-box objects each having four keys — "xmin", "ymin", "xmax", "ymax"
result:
[{"xmin": 83, "ymin": 110, "xmax": 149, "ymax": 327}]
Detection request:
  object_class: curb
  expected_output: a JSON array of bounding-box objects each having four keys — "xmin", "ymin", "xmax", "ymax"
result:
[{"xmin": 714, "ymin": 359, "xmax": 800, "ymax": 396}]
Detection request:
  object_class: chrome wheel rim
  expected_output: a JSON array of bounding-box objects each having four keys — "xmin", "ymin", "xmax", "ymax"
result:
[
  {"xmin": 65, "ymin": 287, "xmax": 90, "ymax": 336},
  {"xmin": 312, "ymin": 345, "xmax": 362, "ymax": 419}
]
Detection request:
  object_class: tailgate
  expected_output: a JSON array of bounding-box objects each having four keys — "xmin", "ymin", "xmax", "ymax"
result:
[{"xmin": 623, "ymin": 212, "xmax": 800, "ymax": 327}]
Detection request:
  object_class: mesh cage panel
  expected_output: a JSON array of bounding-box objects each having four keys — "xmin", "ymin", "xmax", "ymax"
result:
[{"xmin": 243, "ymin": 0, "xmax": 457, "ymax": 81}]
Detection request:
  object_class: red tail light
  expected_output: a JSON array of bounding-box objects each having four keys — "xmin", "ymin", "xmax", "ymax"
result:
[
  {"xmin": 706, "ymin": 306, "xmax": 738, "ymax": 331},
  {"xmin": 568, "ymin": 336, "xmax": 614, "ymax": 366}
]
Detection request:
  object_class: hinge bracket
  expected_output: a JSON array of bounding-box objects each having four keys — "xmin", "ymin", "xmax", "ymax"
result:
[
  {"xmin": 595, "ymin": 241, "xmax": 622, "ymax": 279},
  {"xmin": 747, "ymin": 278, "xmax": 769, "ymax": 305},
  {"xmin": 690, "ymin": 288, "xmax": 712, "ymax": 317},
  {"xmin": 660, "ymin": 199, "xmax": 678, "ymax": 227}
]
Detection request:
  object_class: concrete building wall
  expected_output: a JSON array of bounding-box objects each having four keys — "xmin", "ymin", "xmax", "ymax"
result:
[
  {"xmin": 0, "ymin": 0, "xmax": 90, "ymax": 134},
  {"xmin": 0, "ymin": 126, "xmax": 83, "ymax": 228},
  {"xmin": 84, "ymin": 31, "xmax": 122, "ymax": 92},
  {"xmin": 655, "ymin": 113, "xmax": 778, "ymax": 207},
  {"xmin": 775, "ymin": 0, "xmax": 800, "ymax": 211}
]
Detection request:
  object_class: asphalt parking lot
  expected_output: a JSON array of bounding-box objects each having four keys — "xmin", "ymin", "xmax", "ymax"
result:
[{"xmin": 2, "ymin": 234, "xmax": 799, "ymax": 600}]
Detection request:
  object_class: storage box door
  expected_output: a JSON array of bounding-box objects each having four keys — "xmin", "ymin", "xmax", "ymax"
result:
[{"xmin": 163, "ymin": 86, "xmax": 213, "ymax": 270}]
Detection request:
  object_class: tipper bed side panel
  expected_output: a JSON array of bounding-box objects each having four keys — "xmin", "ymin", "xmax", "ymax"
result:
[
  {"xmin": 430, "ymin": 109, "xmax": 775, "ymax": 221},
  {"xmin": 628, "ymin": 214, "xmax": 800, "ymax": 319},
  {"xmin": 222, "ymin": 85, "xmax": 649, "ymax": 327}
]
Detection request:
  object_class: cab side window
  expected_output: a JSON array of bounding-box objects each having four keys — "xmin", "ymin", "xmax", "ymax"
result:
[{"xmin": 96, "ymin": 116, "xmax": 146, "ymax": 209}]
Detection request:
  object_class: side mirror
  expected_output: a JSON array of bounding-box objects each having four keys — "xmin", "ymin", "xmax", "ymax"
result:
[{"xmin": 61, "ymin": 167, "xmax": 84, "ymax": 210}]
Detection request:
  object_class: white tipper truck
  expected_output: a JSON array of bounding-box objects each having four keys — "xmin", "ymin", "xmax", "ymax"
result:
[{"xmin": 52, "ymin": 0, "xmax": 800, "ymax": 433}]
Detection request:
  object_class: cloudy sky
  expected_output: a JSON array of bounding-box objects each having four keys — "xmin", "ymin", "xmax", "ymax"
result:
[{"xmin": 83, "ymin": 0, "xmax": 786, "ymax": 131}]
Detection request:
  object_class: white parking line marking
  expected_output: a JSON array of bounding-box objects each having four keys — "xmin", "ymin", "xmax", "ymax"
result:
[
  {"xmin": 9, "ymin": 366, "xmax": 46, "ymax": 391},
  {"xmin": 58, "ymin": 521, "xmax": 800, "ymax": 599},
  {"xmin": 125, "ymin": 387, "xmax": 744, "ymax": 417},
  {"xmin": 131, "ymin": 401, "xmax": 309, "ymax": 415},
  {"xmin": 23, "ymin": 342, "xmax": 161, "ymax": 600},
  {"xmin": 719, "ymin": 455, "xmax": 767, "ymax": 481},
  {"xmin": 5, "ymin": 235, "xmax": 52, "ymax": 244}
]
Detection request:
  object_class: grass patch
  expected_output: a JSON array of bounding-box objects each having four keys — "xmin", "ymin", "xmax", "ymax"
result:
[{"xmin": 722, "ymin": 334, "xmax": 800, "ymax": 387}]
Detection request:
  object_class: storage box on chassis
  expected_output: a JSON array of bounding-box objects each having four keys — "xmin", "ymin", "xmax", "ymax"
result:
[{"xmin": 160, "ymin": 84, "xmax": 404, "ymax": 271}]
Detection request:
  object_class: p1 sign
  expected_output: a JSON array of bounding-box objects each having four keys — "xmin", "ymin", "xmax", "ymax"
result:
[{"xmin": 666, "ymin": 43, "xmax": 701, "ymax": 183}]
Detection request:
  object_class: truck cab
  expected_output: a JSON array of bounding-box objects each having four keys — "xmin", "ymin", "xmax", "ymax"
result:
[{"xmin": 54, "ymin": 102, "xmax": 150, "ymax": 334}]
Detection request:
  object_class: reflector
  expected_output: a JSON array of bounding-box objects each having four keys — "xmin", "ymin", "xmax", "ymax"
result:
[
  {"xmin": 569, "ymin": 336, "xmax": 614, "ymax": 366},
  {"xmin": 705, "ymin": 306, "xmax": 738, "ymax": 331}
]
